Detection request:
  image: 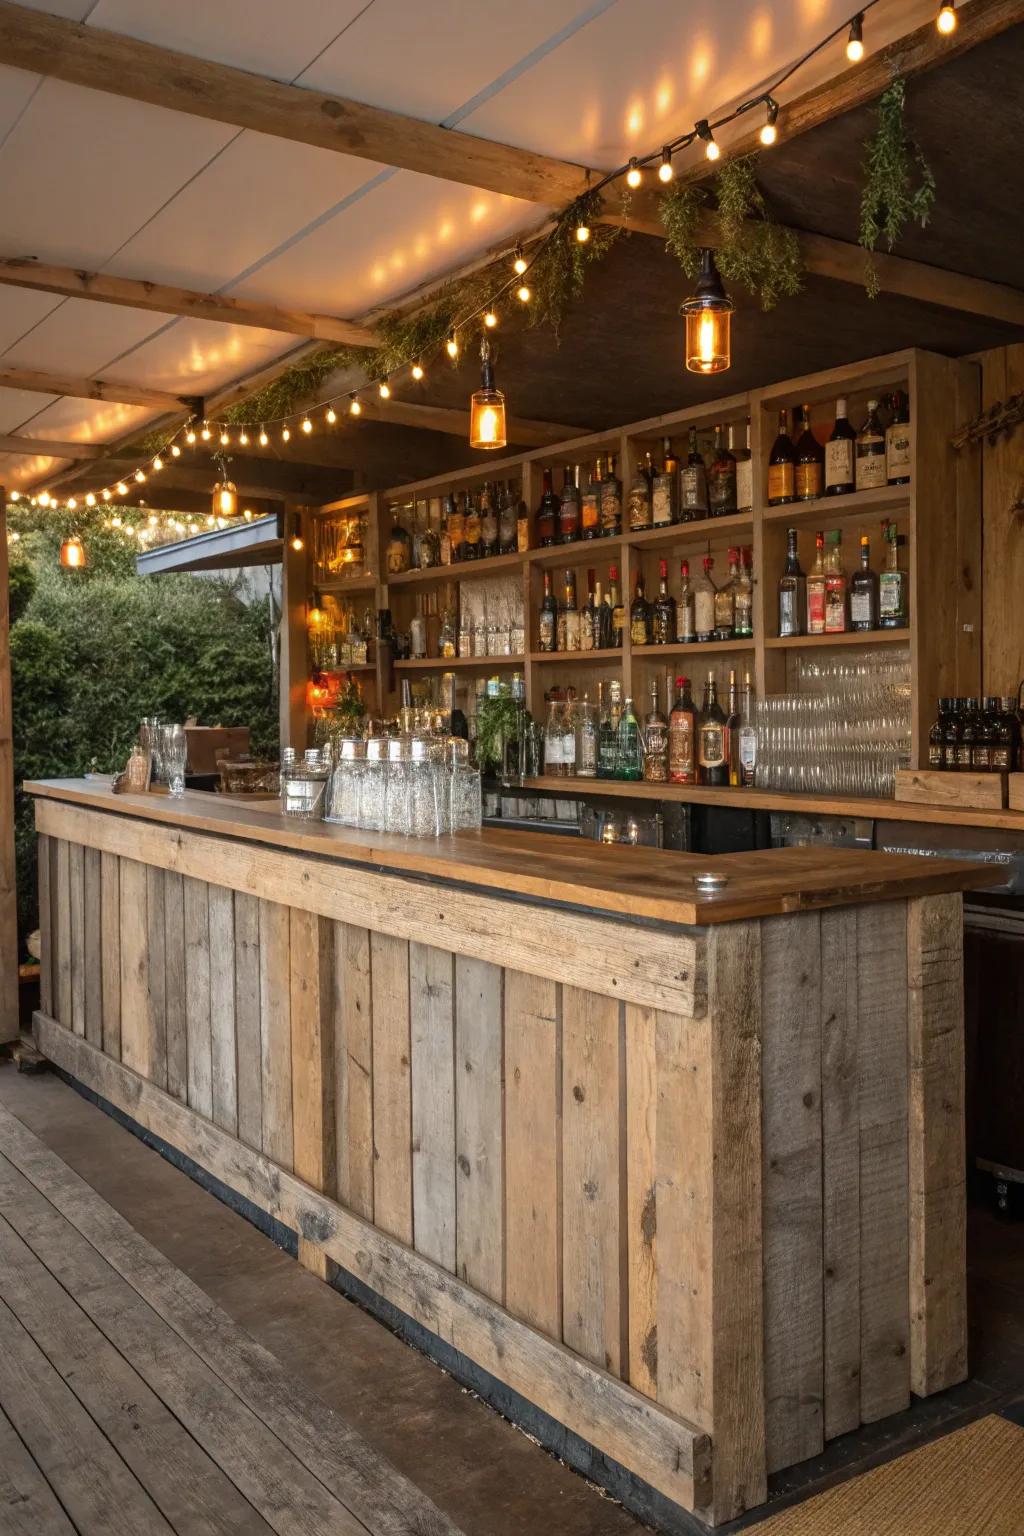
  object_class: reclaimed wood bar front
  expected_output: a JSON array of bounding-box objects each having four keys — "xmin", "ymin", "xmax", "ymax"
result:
[{"xmin": 26, "ymin": 780, "xmax": 994, "ymax": 1525}]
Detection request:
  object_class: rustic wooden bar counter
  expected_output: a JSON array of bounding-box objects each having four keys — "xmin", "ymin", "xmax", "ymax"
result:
[{"xmin": 26, "ymin": 779, "xmax": 1000, "ymax": 1525}]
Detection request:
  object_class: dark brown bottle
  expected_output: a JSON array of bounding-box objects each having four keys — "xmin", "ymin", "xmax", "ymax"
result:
[
  {"xmin": 538, "ymin": 569, "xmax": 557, "ymax": 652},
  {"xmin": 767, "ymin": 409, "xmax": 796, "ymax": 506},
  {"xmin": 707, "ymin": 424, "xmax": 737, "ymax": 517},
  {"xmin": 957, "ymin": 698, "xmax": 978, "ymax": 771},
  {"xmin": 928, "ymin": 700, "xmax": 947, "ymax": 769},
  {"xmin": 535, "ymin": 468, "xmax": 558, "ymax": 547},
  {"xmin": 630, "ymin": 571, "xmax": 651, "ymax": 646},
  {"xmin": 652, "ymin": 558, "xmax": 676, "ymax": 644},
  {"xmin": 825, "ymin": 398, "xmax": 856, "ymax": 495},
  {"xmin": 794, "ymin": 402, "xmax": 824, "ymax": 501},
  {"xmin": 559, "ymin": 464, "xmax": 581, "ymax": 544}
]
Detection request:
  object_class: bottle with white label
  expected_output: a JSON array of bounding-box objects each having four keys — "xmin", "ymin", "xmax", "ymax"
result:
[
  {"xmin": 733, "ymin": 419, "xmax": 753, "ymax": 512},
  {"xmin": 886, "ymin": 391, "xmax": 912, "ymax": 485},
  {"xmin": 693, "ymin": 556, "xmax": 717, "ymax": 642},
  {"xmin": 856, "ymin": 399, "xmax": 887, "ymax": 490},
  {"xmin": 825, "ymin": 398, "xmax": 856, "ymax": 495}
]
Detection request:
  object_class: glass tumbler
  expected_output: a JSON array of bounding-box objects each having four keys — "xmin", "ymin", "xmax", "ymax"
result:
[
  {"xmin": 408, "ymin": 736, "xmax": 441, "ymax": 838},
  {"xmin": 358, "ymin": 737, "xmax": 389, "ymax": 832},
  {"xmin": 384, "ymin": 736, "xmax": 411, "ymax": 834},
  {"xmin": 160, "ymin": 724, "xmax": 187, "ymax": 797},
  {"xmin": 325, "ymin": 737, "xmax": 364, "ymax": 826}
]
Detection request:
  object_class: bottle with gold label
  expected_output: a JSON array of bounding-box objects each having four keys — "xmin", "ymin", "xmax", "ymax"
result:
[
  {"xmin": 628, "ymin": 452, "xmax": 653, "ymax": 531},
  {"xmin": 651, "ymin": 439, "xmax": 677, "ymax": 527},
  {"xmin": 668, "ymin": 676, "xmax": 697, "ymax": 784},
  {"xmin": 642, "ymin": 679, "xmax": 669, "ymax": 783},
  {"xmin": 795, "ymin": 403, "xmax": 824, "ymax": 501},
  {"xmin": 856, "ymin": 400, "xmax": 887, "ymax": 490},
  {"xmin": 582, "ymin": 458, "xmax": 602, "ymax": 540},
  {"xmin": 630, "ymin": 571, "xmax": 651, "ymax": 646},
  {"xmin": 886, "ymin": 391, "xmax": 912, "ymax": 485},
  {"xmin": 768, "ymin": 409, "xmax": 797, "ymax": 505},
  {"xmin": 600, "ymin": 453, "xmax": 622, "ymax": 537}
]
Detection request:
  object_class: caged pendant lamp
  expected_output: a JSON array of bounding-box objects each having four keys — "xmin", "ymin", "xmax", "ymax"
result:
[{"xmin": 681, "ymin": 249, "xmax": 734, "ymax": 375}]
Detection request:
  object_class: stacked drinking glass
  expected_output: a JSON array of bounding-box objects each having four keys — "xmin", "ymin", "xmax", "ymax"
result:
[{"xmin": 323, "ymin": 732, "xmax": 481, "ymax": 837}]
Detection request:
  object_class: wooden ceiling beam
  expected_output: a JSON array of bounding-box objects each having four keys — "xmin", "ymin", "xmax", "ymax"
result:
[
  {"xmin": 0, "ymin": 366, "xmax": 185, "ymax": 409},
  {"xmin": 0, "ymin": 258, "xmax": 377, "ymax": 345},
  {"xmin": 0, "ymin": 432, "xmax": 104, "ymax": 458},
  {"xmin": 0, "ymin": 0, "xmax": 590, "ymax": 206}
]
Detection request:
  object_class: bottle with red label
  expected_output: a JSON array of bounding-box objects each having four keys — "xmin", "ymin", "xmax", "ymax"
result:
[{"xmin": 806, "ymin": 530, "xmax": 826, "ymax": 635}]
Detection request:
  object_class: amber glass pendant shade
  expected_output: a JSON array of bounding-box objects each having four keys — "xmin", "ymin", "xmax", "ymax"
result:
[
  {"xmin": 59, "ymin": 534, "xmax": 86, "ymax": 569},
  {"xmin": 212, "ymin": 478, "xmax": 239, "ymax": 518},
  {"xmin": 469, "ymin": 336, "xmax": 507, "ymax": 449},
  {"xmin": 681, "ymin": 250, "xmax": 734, "ymax": 375}
]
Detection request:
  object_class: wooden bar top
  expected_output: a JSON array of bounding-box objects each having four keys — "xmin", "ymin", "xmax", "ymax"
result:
[{"xmin": 26, "ymin": 778, "xmax": 1003, "ymax": 928}]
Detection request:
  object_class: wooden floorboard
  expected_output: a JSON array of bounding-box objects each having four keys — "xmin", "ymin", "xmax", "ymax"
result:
[
  {"xmin": 0, "ymin": 1100, "xmax": 464, "ymax": 1536},
  {"xmin": 0, "ymin": 1403, "xmax": 78, "ymax": 1536}
]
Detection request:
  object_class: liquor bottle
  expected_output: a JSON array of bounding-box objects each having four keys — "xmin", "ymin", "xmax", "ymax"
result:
[
  {"xmin": 600, "ymin": 453, "xmax": 623, "ymax": 537},
  {"xmin": 807, "ymin": 530, "xmax": 827, "ymax": 635},
  {"xmin": 878, "ymin": 520, "xmax": 908, "ymax": 628},
  {"xmin": 464, "ymin": 489, "xmax": 482, "ymax": 558},
  {"xmin": 928, "ymin": 700, "xmax": 947, "ymax": 768},
  {"xmin": 598, "ymin": 680, "xmax": 623, "ymax": 778},
  {"xmin": 628, "ymin": 453, "xmax": 653, "ymax": 532},
  {"xmin": 668, "ymin": 676, "xmax": 697, "ymax": 784},
  {"xmin": 677, "ymin": 559, "xmax": 695, "ymax": 642},
  {"xmin": 538, "ymin": 570, "xmax": 557, "ymax": 652},
  {"xmin": 410, "ymin": 594, "xmax": 427, "ymax": 659},
  {"xmin": 823, "ymin": 530, "xmax": 847, "ymax": 632},
  {"xmin": 563, "ymin": 570, "xmax": 580, "ymax": 652},
  {"xmin": 713, "ymin": 549, "xmax": 738, "ymax": 640},
  {"xmin": 630, "ymin": 571, "xmax": 652, "ymax": 646},
  {"xmin": 440, "ymin": 590, "xmax": 458, "ymax": 658},
  {"xmin": 942, "ymin": 697, "xmax": 962, "ymax": 770},
  {"xmin": 778, "ymin": 527, "xmax": 805, "ymax": 637},
  {"xmin": 440, "ymin": 493, "xmax": 454, "ymax": 565},
  {"xmin": 732, "ymin": 421, "xmax": 753, "ymax": 513},
  {"xmin": 498, "ymin": 480, "xmax": 517, "ymax": 553},
  {"xmin": 795, "ymin": 403, "xmax": 824, "ymax": 501},
  {"xmin": 596, "ymin": 577, "xmax": 614, "ymax": 650},
  {"xmin": 535, "ymin": 468, "xmax": 558, "ymax": 547},
  {"xmin": 958, "ymin": 699, "xmax": 979, "ymax": 770},
  {"xmin": 616, "ymin": 695, "xmax": 643, "ymax": 781},
  {"xmin": 651, "ymin": 439, "xmax": 677, "ymax": 527},
  {"xmin": 449, "ymin": 492, "xmax": 467, "ymax": 562},
  {"xmin": 559, "ymin": 464, "xmax": 582, "ymax": 544},
  {"xmin": 972, "ymin": 698, "xmax": 995, "ymax": 772},
  {"xmin": 424, "ymin": 591, "xmax": 441, "ymax": 658},
  {"xmin": 516, "ymin": 487, "xmax": 531, "ymax": 553},
  {"xmin": 825, "ymin": 398, "xmax": 856, "ymax": 495},
  {"xmin": 680, "ymin": 428, "xmax": 709, "ymax": 520},
  {"xmin": 886, "ymin": 391, "xmax": 912, "ymax": 485},
  {"xmin": 580, "ymin": 571, "xmax": 597, "ymax": 652},
  {"xmin": 738, "ymin": 672, "xmax": 757, "ymax": 786},
  {"xmin": 993, "ymin": 699, "xmax": 1018, "ymax": 772},
  {"xmin": 643, "ymin": 679, "xmax": 669, "ymax": 784},
  {"xmin": 576, "ymin": 693, "xmax": 598, "ymax": 778},
  {"xmin": 698, "ymin": 674, "xmax": 728, "ymax": 786},
  {"xmin": 385, "ymin": 509, "xmax": 413, "ymax": 574},
  {"xmin": 725, "ymin": 669, "xmax": 741, "ymax": 786},
  {"xmin": 767, "ymin": 409, "xmax": 796, "ymax": 506},
  {"xmin": 707, "ymin": 424, "xmax": 738, "ymax": 516},
  {"xmin": 849, "ymin": 534, "xmax": 878, "ymax": 631},
  {"xmin": 694, "ymin": 556, "xmax": 716, "ymax": 642},
  {"xmin": 652, "ymin": 558, "xmax": 676, "ymax": 644},
  {"xmin": 609, "ymin": 565, "xmax": 625, "ymax": 648},
  {"xmin": 856, "ymin": 400, "xmax": 887, "ymax": 490},
  {"xmin": 582, "ymin": 458, "xmax": 602, "ymax": 540},
  {"xmin": 544, "ymin": 698, "xmax": 568, "ymax": 779},
  {"xmin": 418, "ymin": 506, "xmax": 440, "ymax": 569},
  {"xmin": 734, "ymin": 547, "xmax": 754, "ymax": 639},
  {"xmin": 479, "ymin": 482, "xmax": 499, "ymax": 556}
]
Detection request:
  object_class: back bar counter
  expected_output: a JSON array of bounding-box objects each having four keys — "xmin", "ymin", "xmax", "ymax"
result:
[{"xmin": 27, "ymin": 779, "xmax": 997, "ymax": 1525}]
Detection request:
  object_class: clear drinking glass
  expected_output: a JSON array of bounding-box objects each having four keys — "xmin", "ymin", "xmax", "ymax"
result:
[
  {"xmin": 324, "ymin": 737, "xmax": 364, "ymax": 826},
  {"xmin": 450, "ymin": 737, "xmax": 483, "ymax": 831},
  {"xmin": 358, "ymin": 737, "xmax": 389, "ymax": 832},
  {"xmin": 160, "ymin": 724, "xmax": 187, "ymax": 797},
  {"xmin": 384, "ymin": 736, "xmax": 411, "ymax": 833},
  {"xmin": 408, "ymin": 736, "xmax": 441, "ymax": 837},
  {"xmin": 139, "ymin": 716, "xmax": 162, "ymax": 781}
]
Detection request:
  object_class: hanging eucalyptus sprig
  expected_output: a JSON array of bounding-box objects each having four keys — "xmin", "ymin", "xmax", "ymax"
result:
[{"xmin": 859, "ymin": 76, "xmax": 936, "ymax": 297}]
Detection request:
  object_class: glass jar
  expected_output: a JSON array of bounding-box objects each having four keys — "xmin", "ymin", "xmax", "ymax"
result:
[
  {"xmin": 408, "ymin": 735, "xmax": 441, "ymax": 838},
  {"xmin": 324, "ymin": 737, "xmax": 365, "ymax": 826},
  {"xmin": 281, "ymin": 747, "xmax": 330, "ymax": 820},
  {"xmin": 448, "ymin": 737, "xmax": 483, "ymax": 831},
  {"xmin": 384, "ymin": 736, "xmax": 411, "ymax": 834},
  {"xmin": 358, "ymin": 736, "xmax": 389, "ymax": 831}
]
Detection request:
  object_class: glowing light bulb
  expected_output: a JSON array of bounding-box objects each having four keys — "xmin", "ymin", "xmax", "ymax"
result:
[
  {"xmin": 626, "ymin": 157, "xmax": 642, "ymax": 188},
  {"xmin": 67, "ymin": 497, "xmax": 77, "ymax": 510},
  {"xmin": 411, "ymin": 362, "xmax": 425, "ymax": 380},
  {"xmin": 219, "ymin": 430, "xmax": 229, "ymax": 446},
  {"xmin": 705, "ymin": 137, "xmax": 720, "ymax": 161},
  {"xmin": 85, "ymin": 492, "xmax": 96, "ymax": 506},
  {"xmin": 201, "ymin": 423, "xmax": 212, "ymax": 441},
  {"xmin": 350, "ymin": 395, "xmax": 362, "ymax": 416},
  {"xmin": 325, "ymin": 407, "xmax": 337, "ymax": 424},
  {"xmin": 8, "ymin": 490, "xmax": 18, "ymax": 502},
  {"xmin": 153, "ymin": 455, "xmax": 163, "ymax": 470},
  {"xmin": 379, "ymin": 382, "xmax": 391, "ymax": 398},
  {"xmin": 576, "ymin": 223, "xmax": 591, "ymax": 243},
  {"xmin": 282, "ymin": 426, "xmax": 291, "ymax": 441},
  {"xmin": 39, "ymin": 491, "xmax": 51, "ymax": 507},
  {"xmin": 239, "ymin": 430, "xmax": 249, "ymax": 445},
  {"xmin": 516, "ymin": 284, "xmax": 531, "ymax": 303},
  {"xmin": 484, "ymin": 310, "xmax": 498, "ymax": 328},
  {"xmin": 135, "ymin": 469, "xmax": 146, "ymax": 483},
  {"xmin": 446, "ymin": 331, "xmax": 459, "ymax": 358},
  {"xmin": 760, "ymin": 98, "xmax": 779, "ymax": 147},
  {"xmin": 301, "ymin": 417, "xmax": 313, "ymax": 434},
  {"xmin": 513, "ymin": 246, "xmax": 527, "ymax": 275},
  {"xmin": 259, "ymin": 427, "xmax": 269, "ymax": 446},
  {"xmin": 846, "ymin": 14, "xmax": 865, "ymax": 60},
  {"xmin": 102, "ymin": 489, "xmax": 111, "ymax": 501},
  {"xmin": 171, "ymin": 444, "xmax": 181, "ymax": 457},
  {"xmin": 936, "ymin": 2, "xmax": 956, "ymax": 32},
  {"xmin": 658, "ymin": 147, "xmax": 674, "ymax": 182},
  {"xmin": 186, "ymin": 429, "xmax": 196, "ymax": 445}
]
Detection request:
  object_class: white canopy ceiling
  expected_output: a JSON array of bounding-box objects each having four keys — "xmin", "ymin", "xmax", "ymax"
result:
[{"xmin": 0, "ymin": 0, "xmax": 931, "ymax": 492}]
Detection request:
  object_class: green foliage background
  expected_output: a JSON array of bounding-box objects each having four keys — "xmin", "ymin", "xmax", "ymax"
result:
[{"xmin": 5, "ymin": 508, "xmax": 278, "ymax": 952}]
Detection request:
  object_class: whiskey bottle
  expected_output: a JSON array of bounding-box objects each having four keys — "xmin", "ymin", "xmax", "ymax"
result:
[
  {"xmin": 886, "ymin": 391, "xmax": 912, "ymax": 485},
  {"xmin": 651, "ymin": 439, "xmax": 677, "ymax": 527},
  {"xmin": 630, "ymin": 571, "xmax": 652, "ymax": 646},
  {"xmin": 596, "ymin": 577, "xmax": 614, "ymax": 650},
  {"xmin": 642, "ymin": 679, "xmax": 669, "ymax": 783},
  {"xmin": 536, "ymin": 468, "xmax": 558, "ymax": 547},
  {"xmin": 609, "ymin": 564, "xmax": 625, "ymax": 648},
  {"xmin": 732, "ymin": 421, "xmax": 753, "ymax": 513},
  {"xmin": 928, "ymin": 701, "xmax": 947, "ymax": 768},
  {"xmin": 807, "ymin": 531, "xmax": 827, "ymax": 635},
  {"xmin": 559, "ymin": 464, "xmax": 582, "ymax": 544},
  {"xmin": 600, "ymin": 453, "xmax": 623, "ymax": 537},
  {"xmin": 516, "ymin": 486, "xmax": 531, "ymax": 553},
  {"xmin": 725, "ymin": 669, "xmax": 741, "ymax": 786},
  {"xmin": 767, "ymin": 409, "xmax": 797, "ymax": 506},
  {"xmin": 616, "ymin": 695, "xmax": 643, "ymax": 781},
  {"xmin": 849, "ymin": 534, "xmax": 879, "ymax": 630},
  {"xmin": 972, "ymin": 699, "xmax": 995, "ymax": 772},
  {"xmin": 498, "ymin": 480, "xmax": 517, "ymax": 553},
  {"xmin": 878, "ymin": 520, "xmax": 908, "ymax": 628},
  {"xmin": 694, "ymin": 556, "xmax": 716, "ymax": 642},
  {"xmin": 538, "ymin": 570, "xmax": 557, "ymax": 652},
  {"xmin": 680, "ymin": 428, "xmax": 709, "ymax": 520},
  {"xmin": 563, "ymin": 570, "xmax": 580, "ymax": 652},
  {"xmin": 778, "ymin": 527, "xmax": 806, "ymax": 637},
  {"xmin": 992, "ymin": 699, "xmax": 1017, "ymax": 772},
  {"xmin": 668, "ymin": 676, "xmax": 697, "ymax": 784},
  {"xmin": 708, "ymin": 424, "xmax": 738, "ymax": 516},
  {"xmin": 713, "ymin": 548, "xmax": 738, "ymax": 640},
  {"xmin": 652, "ymin": 558, "xmax": 676, "ymax": 644},
  {"xmin": 450, "ymin": 492, "xmax": 469, "ymax": 563},
  {"xmin": 628, "ymin": 452, "xmax": 653, "ymax": 532},
  {"xmin": 677, "ymin": 559, "xmax": 695, "ymax": 642},
  {"xmin": 958, "ymin": 699, "xmax": 979, "ymax": 770},
  {"xmin": 463, "ymin": 489, "xmax": 482, "ymax": 559},
  {"xmin": 738, "ymin": 672, "xmax": 757, "ymax": 786},
  {"xmin": 734, "ymin": 547, "xmax": 754, "ymax": 639},
  {"xmin": 823, "ymin": 530, "xmax": 847, "ymax": 632},
  {"xmin": 825, "ymin": 399, "xmax": 856, "ymax": 495},
  {"xmin": 440, "ymin": 493, "xmax": 454, "ymax": 565},
  {"xmin": 582, "ymin": 458, "xmax": 602, "ymax": 540},
  {"xmin": 580, "ymin": 571, "xmax": 597, "ymax": 652},
  {"xmin": 942, "ymin": 697, "xmax": 962, "ymax": 770},
  {"xmin": 480, "ymin": 482, "xmax": 499, "ymax": 556},
  {"xmin": 795, "ymin": 403, "xmax": 824, "ymax": 501},
  {"xmin": 856, "ymin": 400, "xmax": 887, "ymax": 490},
  {"xmin": 698, "ymin": 674, "xmax": 729, "ymax": 786}
]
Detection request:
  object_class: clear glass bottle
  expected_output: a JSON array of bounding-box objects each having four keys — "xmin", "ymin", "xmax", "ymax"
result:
[
  {"xmin": 498, "ymin": 480, "xmax": 518, "ymax": 553},
  {"xmin": 677, "ymin": 559, "xmax": 695, "ymax": 642},
  {"xmin": 576, "ymin": 695, "xmax": 598, "ymax": 778},
  {"xmin": 680, "ymin": 428, "xmax": 709, "ymax": 520},
  {"xmin": 410, "ymin": 594, "xmax": 427, "ymax": 659},
  {"xmin": 694, "ymin": 556, "xmax": 717, "ymax": 642},
  {"xmin": 823, "ymin": 529, "xmax": 847, "ymax": 633},
  {"xmin": 738, "ymin": 673, "xmax": 757, "ymax": 787},
  {"xmin": 598, "ymin": 680, "xmax": 623, "ymax": 778},
  {"xmin": 778, "ymin": 528, "xmax": 805, "ymax": 638},
  {"xmin": 642, "ymin": 679, "xmax": 669, "ymax": 783},
  {"xmin": 616, "ymin": 695, "xmax": 643, "ymax": 781},
  {"xmin": 734, "ymin": 546, "xmax": 754, "ymax": 639},
  {"xmin": 544, "ymin": 698, "xmax": 569, "ymax": 778},
  {"xmin": 806, "ymin": 531, "xmax": 827, "ymax": 635},
  {"xmin": 440, "ymin": 590, "xmax": 458, "ymax": 658}
]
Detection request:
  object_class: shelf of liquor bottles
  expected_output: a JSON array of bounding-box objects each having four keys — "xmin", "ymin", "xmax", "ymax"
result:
[{"xmin": 763, "ymin": 627, "xmax": 911, "ymax": 650}]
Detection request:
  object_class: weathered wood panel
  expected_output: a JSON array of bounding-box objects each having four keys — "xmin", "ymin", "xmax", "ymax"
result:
[
  {"xmin": 504, "ymin": 971, "xmax": 561, "ymax": 1339},
  {"xmin": 118, "ymin": 859, "xmax": 150, "ymax": 1078},
  {"xmin": 183, "ymin": 877, "xmax": 212, "ymax": 1120},
  {"xmin": 208, "ymin": 886, "xmax": 238, "ymax": 1135},
  {"xmin": 258, "ymin": 899, "xmax": 292, "ymax": 1170},
  {"xmin": 410, "ymin": 943, "xmax": 456, "ymax": 1273},
  {"xmin": 289, "ymin": 907, "xmax": 336, "ymax": 1277},
  {"xmin": 455, "ymin": 956, "xmax": 504, "ymax": 1301},
  {"xmin": 145, "ymin": 864, "xmax": 167, "ymax": 1091},
  {"xmin": 99, "ymin": 851, "xmax": 121, "ymax": 1060},
  {"xmin": 83, "ymin": 847, "xmax": 102, "ymax": 1048},
  {"xmin": 55, "ymin": 839, "xmax": 71, "ymax": 1029},
  {"xmin": 37, "ymin": 832, "xmax": 52, "ymax": 1017},
  {"xmin": 369, "ymin": 932, "xmax": 412, "ymax": 1244},
  {"xmin": 233, "ymin": 893, "xmax": 262, "ymax": 1152},
  {"xmin": 334, "ymin": 923, "xmax": 373, "ymax": 1219},
  {"xmin": 67, "ymin": 841, "xmax": 85, "ymax": 1037},
  {"xmin": 163, "ymin": 870, "xmax": 187, "ymax": 1104},
  {"xmin": 624, "ymin": 1002, "xmax": 658, "ymax": 1399}
]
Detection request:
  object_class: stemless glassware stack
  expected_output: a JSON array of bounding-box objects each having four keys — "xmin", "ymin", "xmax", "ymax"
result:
[
  {"xmin": 754, "ymin": 645, "xmax": 911, "ymax": 798},
  {"xmin": 320, "ymin": 731, "xmax": 482, "ymax": 837}
]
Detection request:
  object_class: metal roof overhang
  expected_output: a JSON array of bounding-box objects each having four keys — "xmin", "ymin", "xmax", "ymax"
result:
[{"xmin": 135, "ymin": 515, "xmax": 281, "ymax": 575}]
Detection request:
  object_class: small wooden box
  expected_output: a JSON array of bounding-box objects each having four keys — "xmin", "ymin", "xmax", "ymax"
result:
[
  {"xmin": 895, "ymin": 768, "xmax": 1008, "ymax": 811},
  {"xmin": 1008, "ymin": 774, "xmax": 1024, "ymax": 814}
]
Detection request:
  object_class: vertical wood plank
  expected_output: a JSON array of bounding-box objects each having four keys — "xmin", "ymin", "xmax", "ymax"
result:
[
  {"xmin": 82, "ymin": 847, "xmax": 102, "ymax": 1047},
  {"xmin": 259, "ymin": 898, "xmax": 292, "ymax": 1170},
  {"xmin": 562, "ymin": 985, "xmax": 623, "ymax": 1376},
  {"xmin": 289, "ymin": 907, "xmax": 336, "ymax": 1276},
  {"xmin": 0, "ymin": 491, "xmax": 16, "ymax": 1044},
  {"xmin": 858, "ymin": 901, "xmax": 911, "ymax": 1424},
  {"xmin": 820, "ymin": 907, "xmax": 861, "ymax": 1441},
  {"xmin": 410, "ymin": 942, "xmax": 456, "ymax": 1272},
  {"xmin": 234, "ymin": 892, "xmax": 263, "ymax": 1152},
  {"xmin": 183, "ymin": 876, "xmax": 212, "ymax": 1119},
  {"xmin": 144, "ymin": 863, "xmax": 167, "ymax": 1090},
  {"xmin": 99, "ymin": 852, "xmax": 120, "ymax": 1060},
  {"xmin": 208, "ymin": 886, "xmax": 238, "ymax": 1135},
  {"xmin": 54, "ymin": 839, "xmax": 72, "ymax": 1028},
  {"xmin": 455, "ymin": 955, "xmax": 504, "ymax": 1301},
  {"xmin": 163, "ymin": 870, "xmax": 187, "ymax": 1104},
  {"xmin": 370, "ymin": 930, "xmax": 411, "ymax": 1244},
  {"xmin": 68, "ymin": 841, "xmax": 85, "ymax": 1036},
  {"xmin": 334, "ymin": 923, "xmax": 373, "ymax": 1219},
  {"xmin": 118, "ymin": 858, "xmax": 150, "ymax": 1078},
  {"xmin": 504, "ymin": 970, "xmax": 561, "ymax": 1338},
  {"xmin": 624, "ymin": 1002, "xmax": 658, "ymax": 1398},
  {"xmin": 37, "ymin": 831, "xmax": 52, "ymax": 1016},
  {"xmin": 761, "ymin": 911, "xmax": 824, "ymax": 1473},
  {"xmin": 907, "ymin": 893, "xmax": 967, "ymax": 1398}
]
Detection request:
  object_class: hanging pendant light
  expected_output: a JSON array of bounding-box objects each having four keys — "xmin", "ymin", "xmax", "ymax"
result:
[
  {"xmin": 211, "ymin": 451, "xmax": 239, "ymax": 519},
  {"xmin": 59, "ymin": 534, "xmax": 87, "ymax": 569},
  {"xmin": 469, "ymin": 335, "xmax": 507, "ymax": 450},
  {"xmin": 681, "ymin": 249, "xmax": 734, "ymax": 375}
]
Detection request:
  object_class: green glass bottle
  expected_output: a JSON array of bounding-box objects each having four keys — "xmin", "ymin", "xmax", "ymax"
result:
[{"xmin": 615, "ymin": 695, "xmax": 643, "ymax": 781}]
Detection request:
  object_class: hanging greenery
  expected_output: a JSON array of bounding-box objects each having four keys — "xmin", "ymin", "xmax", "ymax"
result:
[
  {"xmin": 859, "ymin": 77, "xmax": 936, "ymax": 297},
  {"xmin": 659, "ymin": 157, "xmax": 802, "ymax": 310}
]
